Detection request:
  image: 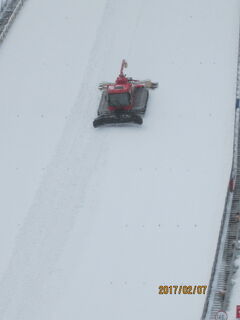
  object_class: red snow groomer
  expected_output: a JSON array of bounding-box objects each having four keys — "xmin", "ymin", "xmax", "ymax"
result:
[{"xmin": 93, "ymin": 60, "xmax": 158, "ymax": 128}]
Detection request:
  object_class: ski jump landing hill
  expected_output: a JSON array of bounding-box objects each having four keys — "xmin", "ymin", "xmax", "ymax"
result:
[{"xmin": 0, "ymin": 1, "xmax": 239, "ymax": 319}]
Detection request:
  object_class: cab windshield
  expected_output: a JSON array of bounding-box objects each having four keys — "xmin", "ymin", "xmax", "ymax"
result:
[{"xmin": 108, "ymin": 92, "xmax": 130, "ymax": 107}]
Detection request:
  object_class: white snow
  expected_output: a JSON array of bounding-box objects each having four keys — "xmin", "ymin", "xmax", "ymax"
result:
[{"xmin": 0, "ymin": 0, "xmax": 239, "ymax": 319}]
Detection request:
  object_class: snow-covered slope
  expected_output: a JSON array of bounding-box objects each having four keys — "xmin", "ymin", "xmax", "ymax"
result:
[{"xmin": 0, "ymin": 0, "xmax": 239, "ymax": 319}]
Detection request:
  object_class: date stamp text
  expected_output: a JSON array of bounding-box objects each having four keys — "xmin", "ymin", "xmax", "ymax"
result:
[{"xmin": 158, "ymin": 285, "xmax": 207, "ymax": 295}]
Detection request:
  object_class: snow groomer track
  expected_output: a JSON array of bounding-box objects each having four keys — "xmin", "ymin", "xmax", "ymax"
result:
[{"xmin": 202, "ymin": 25, "xmax": 240, "ymax": 320}]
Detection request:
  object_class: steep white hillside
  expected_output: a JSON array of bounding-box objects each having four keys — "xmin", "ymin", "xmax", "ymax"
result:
[{"xmin": 0, "ymin": 0, "xmax": 239, "ymax": 319}]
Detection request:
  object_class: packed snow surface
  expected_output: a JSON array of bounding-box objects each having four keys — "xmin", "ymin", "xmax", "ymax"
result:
[{"xmin": 0, "ymin": 0, "xmax": 239, "ymax": 319}]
